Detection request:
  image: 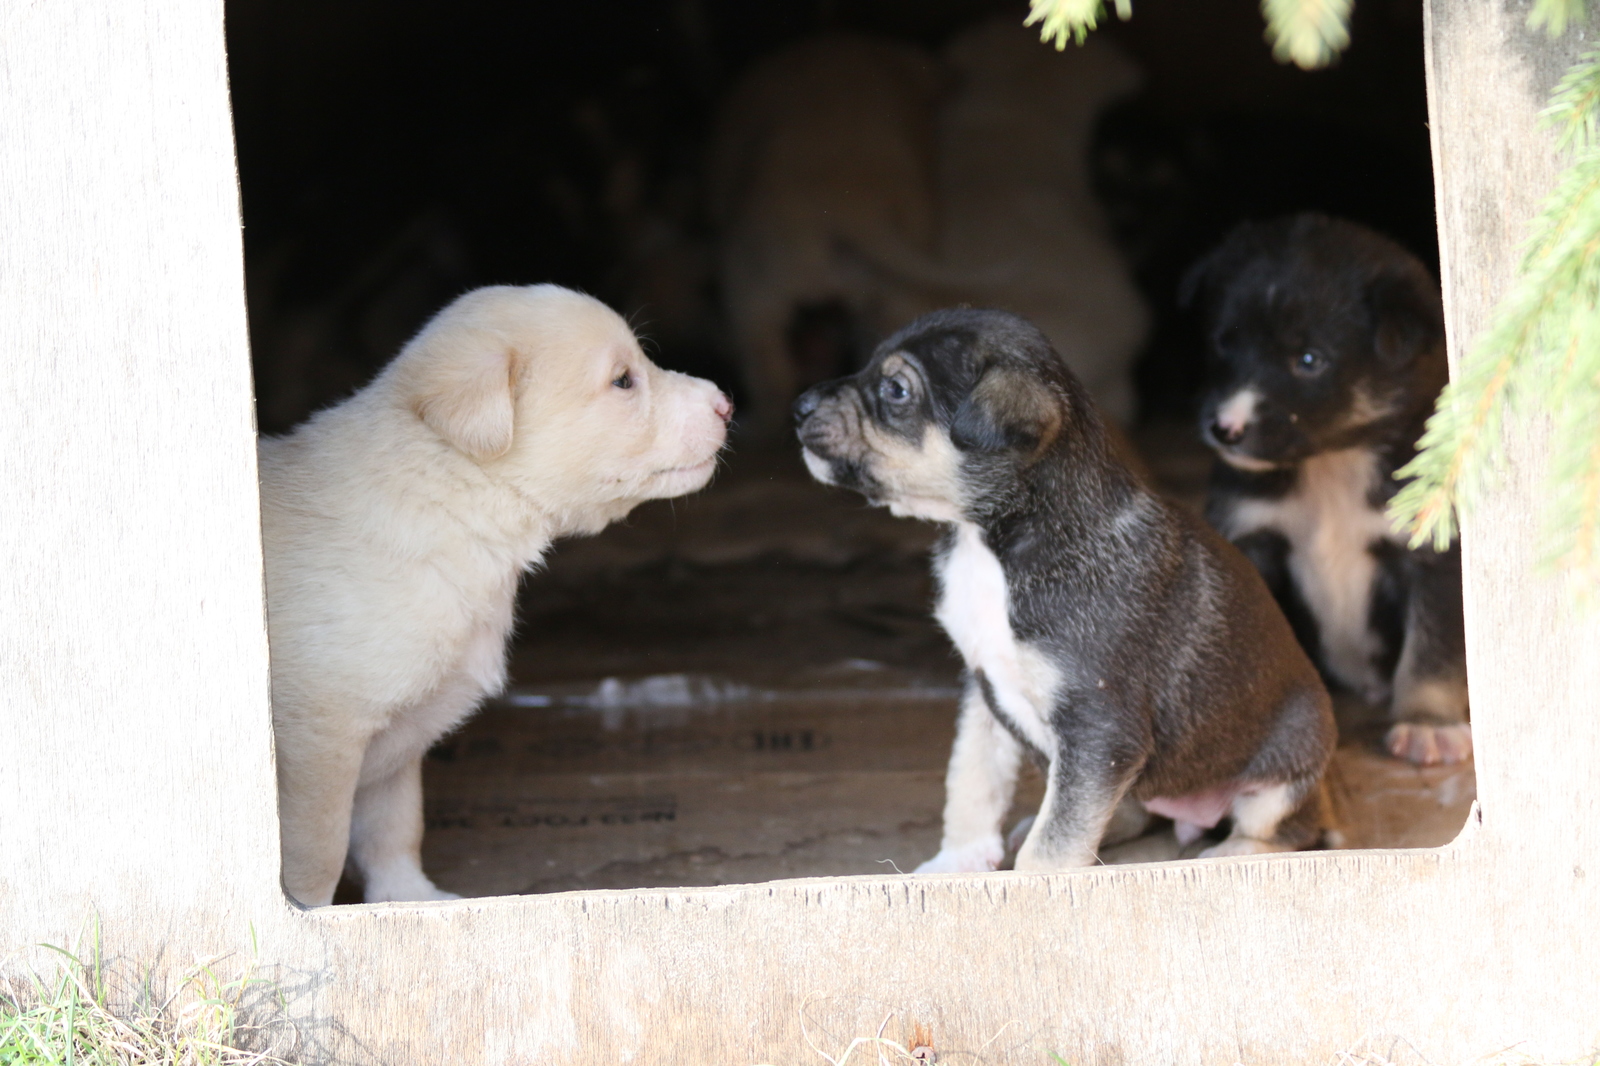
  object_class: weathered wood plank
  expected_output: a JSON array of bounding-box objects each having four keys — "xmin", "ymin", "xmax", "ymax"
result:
[
  {"xmin": 0, "ymin": 0, "xmax": 280, "ymax": 932},
  {"xmin": 1, "ymin": 2, "xmax": 1597, "ymax": 1064},
  {"xmin": 1426, "ymin": 0, "xmax": 1600, "ymax": 854}
]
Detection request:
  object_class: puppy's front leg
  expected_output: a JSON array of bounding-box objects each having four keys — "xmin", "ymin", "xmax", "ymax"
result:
[
  {"xmin": 349, "ymin": 752, "xmax": 460, "ymax": 903},
  {"xmin": 916, "ymin": 675, "xmax": 1023, "ymax": 874},
  {"xmin": 1014, "ymin": 716, "xmax": 1142, "ymax": 872},
  {"xmin": 275, "ymin": 714, "xmax": 368, "ymax": 908},
  {"xmin": 1387, "ymin": 546, "xmax": 1471, "ymax": 766}
]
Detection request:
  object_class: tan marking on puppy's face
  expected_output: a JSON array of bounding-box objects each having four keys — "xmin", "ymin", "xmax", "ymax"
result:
[
  {"xmin": 797, "ymin": 351, "xmax": 966, "ymax": 522},
  {"xmin": 1340, "ymin": 385, "xmax": 1399, "ymax": 435},
  {"xmin": 867, "ymin": 421, "xmax": 965, "ymax": 522},
  {"xmin": 950, "ymin": 364, "xmax": 1064, "ymax": 458}
]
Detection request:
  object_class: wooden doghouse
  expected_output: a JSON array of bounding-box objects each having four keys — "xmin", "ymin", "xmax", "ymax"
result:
[{"xmin": 2, "ymin": 2, "xmax": 1597, "ymax": 1062}]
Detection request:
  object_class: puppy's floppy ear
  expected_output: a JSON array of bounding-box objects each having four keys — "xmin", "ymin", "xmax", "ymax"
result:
[
  {"xmin": 406, "ymin": 332, "xmax": 517, "ymax": 461},
  {"xmin": 950, "ymin": 365, "xmax": 1063, "ymax": 456},
  {"xmin": 1366, "ymin": 268, "xmax": 1444, "ymax": 367}
]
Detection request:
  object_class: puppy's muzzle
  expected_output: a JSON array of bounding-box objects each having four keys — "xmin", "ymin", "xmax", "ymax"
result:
[
  {"xmin": 794, "ymin": 381, "xmax": 870, "ymax": 489},
  {"xmin": 1200, "ymin": 401, "xmax": 1304, "ymax": 471},
  {"xmin": 792, "ymin": 381, "xmax": 851, "ymax": 452},
  {"xmin": 1209, "ymin": 418, "xmax": 1247, "ymax": 447},
  {"xmin": 793, "ymin": 385, "xmax": 826, "ymax": 425}
]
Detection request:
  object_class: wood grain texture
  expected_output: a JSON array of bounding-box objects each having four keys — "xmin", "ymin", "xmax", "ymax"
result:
[
  {"xmin": 0, "ymin": 0, "xmax": 281, "ymax": 937},
  {"xmin": 1, "ymin": 2, "xmax": 1597, "ymax": 1064}
]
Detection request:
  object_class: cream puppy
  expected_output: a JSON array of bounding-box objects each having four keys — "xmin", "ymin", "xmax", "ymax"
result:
[{"xmin": 259, "ymin": 285, "xmax": 731, "ymax": 907}]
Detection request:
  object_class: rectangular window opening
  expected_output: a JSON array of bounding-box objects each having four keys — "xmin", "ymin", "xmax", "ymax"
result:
[{"xmin": 228, "ymin": 0, "xmax": 1473, "ymax": 907}]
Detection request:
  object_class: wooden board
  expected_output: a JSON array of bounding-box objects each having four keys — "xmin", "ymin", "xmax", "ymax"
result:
[{"xmin": 2, "ymin": 1, "xmax": 1598, "ymax": 1063}]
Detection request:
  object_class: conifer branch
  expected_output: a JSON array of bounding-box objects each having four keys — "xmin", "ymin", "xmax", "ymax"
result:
[
  {"xmin": 1544, "ymin": 47, "xmax": 1600, "ymax": 151},
  {"xmin": 1261, "ymin": 0, "xmax": 1353, "ymax": 71},
  {"xmin": 1025, "ymin": 0, "xmax": 1130, "ymax": 50},
  {"xmin": 1022, "ymin": 0, "xmax": 1350, "ymax": 69},
  {"xmin": 1530, "ymin": 0, "xmax": 1590, "ymax": 38},
  {"xmin": 1392, "ymin": 10, "xmax": 1600, "ymax": 593}
]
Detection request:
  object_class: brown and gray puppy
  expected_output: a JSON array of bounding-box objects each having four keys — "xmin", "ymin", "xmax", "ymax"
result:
[
  {"xmin": 1186, "ymin": 214, "xmax": 1469, "ymax": 766},
  {"xmin": 795, "ymin": 308, "xmax": 1336, "ymax": 872}
]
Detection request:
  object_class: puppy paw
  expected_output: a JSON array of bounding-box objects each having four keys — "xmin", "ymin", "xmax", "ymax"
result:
[
  {"xmin": 1199, "ymin": 837, "xmax": 1292, "ymax": 859},
  {"xmin": 915, "ymin": 837, "xmax": 1004, "ymax": 874},
  {"xmin": 1385, "ymin": 721, "xmax": 1472, "ymax": 766},
  {"xmin": 363, "ymin": 872, "xmax": 461, "ymax": 904},
  {"xmin": 1013, "ymin": 846, "xmax": 1097, "ymax": 873}
]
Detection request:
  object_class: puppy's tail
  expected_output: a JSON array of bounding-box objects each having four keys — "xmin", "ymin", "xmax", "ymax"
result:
[{"xmin": 1313, "ymin": 760, "xmax": 1352, "ymax": 850}]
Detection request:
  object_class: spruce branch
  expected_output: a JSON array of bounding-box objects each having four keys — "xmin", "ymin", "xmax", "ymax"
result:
[
  {"xmin": 1543, "ymin": 47, "xmax": 1600, "ymax": 152},
  {"xmin": 1261, "ymin": 0, "xmax": 1353, "ymax": 70},
  {"xmin": 1389, "ymin": 326, "xmax": 1522, "ymax": 552},
  {"xmin": 1529, "ymin": 0, "xmax": 1590, "ymax": 38},
  {"xmin": 1024, "ymin": 0, "xmax": 1351, "ymax": 68},
  {"xmin": 1392, "ymin": 42, "xmax": 1600, "ymax": 592},
  {"xmin": 1025, "ymin": 0, "xmax": 1131, "ymax": 51}
]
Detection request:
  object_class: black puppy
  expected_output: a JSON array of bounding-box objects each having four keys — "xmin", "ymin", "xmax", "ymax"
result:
[
  {"xmin": 1185, "ymin": 214, "xmax": 1469, "ymax": 766},
  {"xmin": 795, "ymin": 308, "xmax": 1335, "ymax": 872}
]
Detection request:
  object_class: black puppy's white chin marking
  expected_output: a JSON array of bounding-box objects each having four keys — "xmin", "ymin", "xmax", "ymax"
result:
[{"xmin": 1216, "ymin": 449, "xmax": 1283, "ymax": 473}]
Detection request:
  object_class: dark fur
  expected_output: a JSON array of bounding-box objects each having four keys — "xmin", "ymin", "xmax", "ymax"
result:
[
  {"xmin": 795, "ymin": 308, "xmax": 1335, "ymax": 867},
  {"xmin": 1186, "ymin": 214, "xmax": 1469, "ymax": 764}
]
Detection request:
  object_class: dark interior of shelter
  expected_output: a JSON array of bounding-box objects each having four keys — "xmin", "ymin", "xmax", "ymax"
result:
[{"xmin": 227, "ymin": 0, "xmax": 1474, "ymax": 901}]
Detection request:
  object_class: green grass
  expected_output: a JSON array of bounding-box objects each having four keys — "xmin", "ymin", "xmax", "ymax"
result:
[{"xmin": 0, "ymin": 929, "xmax": 298, "ymax": 1066}]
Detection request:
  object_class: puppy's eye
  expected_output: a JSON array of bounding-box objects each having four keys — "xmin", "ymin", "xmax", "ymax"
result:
[
  {"xmin": 612, "ymin": 371, "xmax": 633, "ymax": 390},
  {"xmin": 1292, "ymin": 350, "xmax": 1328, "ymax": 377},
  {"xmin": 878, "ymin": 375, "xmax": 911, "ymax": 404}
]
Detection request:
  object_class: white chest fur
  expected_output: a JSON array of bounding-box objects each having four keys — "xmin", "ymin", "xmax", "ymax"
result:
[
  {"xmin": 1226, "ymin": 448, "xmax": 1398, "ymax": 700},
  {"xmin": 935, "ymin": 522, "xmax": 1060, "ymax": 754}
]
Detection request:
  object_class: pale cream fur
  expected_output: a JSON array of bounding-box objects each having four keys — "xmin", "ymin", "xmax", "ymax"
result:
[
  {"xmin": 1223, "ymin": 448, "xmax": 1398, "ymax": 702},
  {"xmin": 934, "ymin": 19, "xmax": 1148, "ymax": 423},
  {"xmin": 259, "ymin": 285, "xmax": 730, "ymax": 907},
  {"xmin": 709, "ymin": 35, "xmax": 948, "ymax": 438},
  {"xmin": 710, "ymin": 25, "xmax": 1147, "ymax": 435}
]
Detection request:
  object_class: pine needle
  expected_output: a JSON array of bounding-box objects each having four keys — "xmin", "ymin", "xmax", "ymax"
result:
[
  {"xmin": 1543, "ymin": 47, "xmax": 1600, "ymax": 152},
  {"xmin": 1391, "ymin": 39, "xmax": 1600, "ymax": 594},
  {"xmin": 1024, "ymin": 0, "xmax": 1351, "ymax": 68},
  {"xmin": 1529, "ymin": 0, "xmax": 1590, "ymax": 38},
  {"xmin": 1024, "ymin": 0, "xmax": 1132, "ymax": 51},
  {"xmin": 1261, "ymin": 0, "xmax": 1353, "ymax": 71}
]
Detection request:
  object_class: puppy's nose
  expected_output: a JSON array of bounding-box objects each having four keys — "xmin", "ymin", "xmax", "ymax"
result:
[
  {"xmin": 712, "ymin": 393, "xmax": 734, "ymax": 424},
  {"xmin": 793, "ymin": 388, "xmax": 823, "ymax": 423},
  {"xmin": 1211, "ymin": 419, "xmax": 1246, "ymax": 446},
  {"xmin": 1209, "ymin": 387, "xmax": 1258, "ymax": 447}
]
